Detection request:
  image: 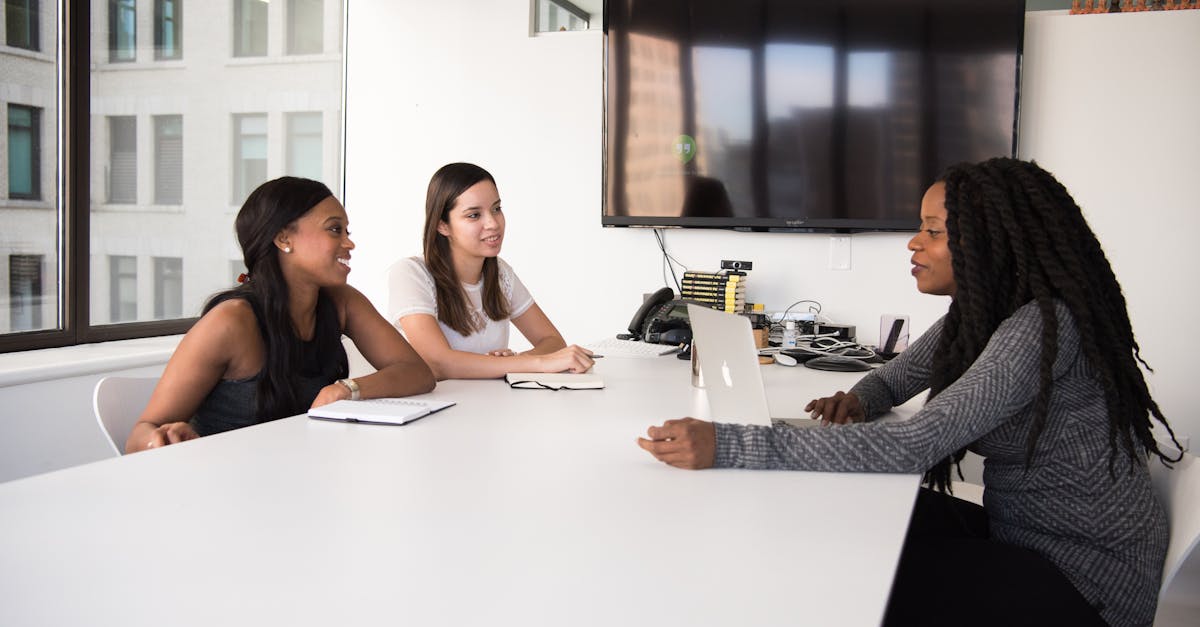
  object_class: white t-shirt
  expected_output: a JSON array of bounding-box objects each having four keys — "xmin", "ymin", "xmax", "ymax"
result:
[{"xmin": 387, "ymin": 256, "xmax": 535, "ymax": 354}]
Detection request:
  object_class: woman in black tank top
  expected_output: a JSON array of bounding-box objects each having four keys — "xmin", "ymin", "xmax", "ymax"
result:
[{"xmin": 126, "ymin": 177, "xmax": 435, "ymax": 452}]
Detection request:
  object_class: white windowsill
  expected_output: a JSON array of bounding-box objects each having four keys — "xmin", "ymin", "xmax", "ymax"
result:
[{"xmin": 0, "ymin": 335, "xmax": 181, "ymax": 388}]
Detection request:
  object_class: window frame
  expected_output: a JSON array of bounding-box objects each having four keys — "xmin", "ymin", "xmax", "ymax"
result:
[
  {"xmin": 7, "ymin": 103, "xmax": 42, "ymax": 200},
  {"xmin": 5, "ymin": 0, "xmax": 41, "ymax": 51},
  {"xmin": 233, "ymin": 0, "xmax": 268, "ymax": 58},
  {"xmin": 108, "ymin": 0, "xmax": 137, "ymax": 63},
  {"xmin": 153, "ymin": 113, "xmax": 183, "ymax": 205},
  {"xmin": 153, "ymin": 0, "xmax": 182, "ymax": 60},
  {"xmin": 0, "ymin": 0, "xmax": 348, "ymax": 354}
]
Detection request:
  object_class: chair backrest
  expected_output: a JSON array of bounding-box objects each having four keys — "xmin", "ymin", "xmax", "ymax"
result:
[
  {"xmin": 92, "ymin": 376, "xmax": 159, "ymax": 456},
  {"xmin": 1150, "ymin": 450, "xmax": 1200, "ymax": 598}
]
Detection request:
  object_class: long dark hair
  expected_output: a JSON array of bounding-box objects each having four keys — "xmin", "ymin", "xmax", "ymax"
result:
[
  {"xmin": 203, "ymin": 176, "xmax": 348, "ymax": 422},
  {"xmin": 422, "ymin": 162, "xmax": 510, "ymax": 336},
  {"xmin": 924, "ymin": 158, "xmax": 1181, "ymax": 492}
]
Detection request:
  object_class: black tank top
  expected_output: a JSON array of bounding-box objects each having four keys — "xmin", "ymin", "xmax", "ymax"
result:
[{"xmin": 189, "ymin": 293, "xmax": 346, "ymax": 437}]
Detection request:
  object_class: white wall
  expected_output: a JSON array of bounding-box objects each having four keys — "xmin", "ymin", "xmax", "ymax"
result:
[{"xmin": 346, "ymin": 4, "xmax": 1199, "ymax": 449}]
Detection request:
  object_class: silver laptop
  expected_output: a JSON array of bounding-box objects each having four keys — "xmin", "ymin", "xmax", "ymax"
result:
[{"xmin": 687, "ymin": 304, "xmax": 780, "ymax": 427}]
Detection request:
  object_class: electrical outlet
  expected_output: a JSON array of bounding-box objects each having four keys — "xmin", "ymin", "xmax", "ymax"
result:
[{"xmin": 829, "ymin": 235, "xmax": 851, "ymax": 270}]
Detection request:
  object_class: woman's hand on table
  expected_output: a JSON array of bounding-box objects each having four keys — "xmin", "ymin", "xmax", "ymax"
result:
[
  {"xmin": 805, "ymin": 391, "xmax": 864, "ymax": 425},
  {"xmin": 637, "ymin": 418, "xmax": 715, "ymax": 469},
  {"xmin": 142, "ymin": 421, "xmax": 199, "ymax": 450}
]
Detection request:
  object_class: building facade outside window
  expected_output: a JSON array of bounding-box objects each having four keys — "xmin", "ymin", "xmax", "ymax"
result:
[
  {"xmin": 107, "ymin": 115, "xmax": 137, "ymax": 203},
  {"xmin": 154, "ymin": 114, "xmax": 183, "ymax": 204},
  {"xmin": 5, "ymin": 0, "xmax": 40, "ymax": 51},
  {"xmin": 234, "ymin": 0, "xmax": 267, "ymax": 57},
  {"xmin": 8, "ymin": 254, "xmax": 43, "ymax": 331},
  {"xmin": 286, "ymin": 112, "xmax": 322, "ymax": 181},
  {"xmin": 109, "ymin": 255, "xmax": 137, "ymax": 322},
  {"xmin": 7, "ymin": 104, "xmax": 41, "ymax": 200},
  {"xmin": 154, "ymin": 0, "xmax": 181, "ymax": 60},
  {"xmin": 153, "ymin": 256, "xmax": 182, "ymax": 318},
  {"xmin": 109, "ymin": 0, "xmax": 136, "ymax": 62}
]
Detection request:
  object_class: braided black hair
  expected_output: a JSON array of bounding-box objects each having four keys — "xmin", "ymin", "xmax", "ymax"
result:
[{"xmin": 923, "ymin": 158, "xmax": 1181, "ymax": 493}]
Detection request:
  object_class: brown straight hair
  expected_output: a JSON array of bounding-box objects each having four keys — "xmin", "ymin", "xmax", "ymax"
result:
[{"xmin": 422, "ymin": 163, "xmax": 510, "ymax": 336}]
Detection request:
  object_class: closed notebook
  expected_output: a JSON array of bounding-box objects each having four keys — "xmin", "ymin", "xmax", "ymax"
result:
[
  {"xmin": 307, "ymin": 398, "xmax": 456, "ymax": 425},
  {"xmin": 505, "ymin": 372, "xmax": 605, "ymax": 390}
]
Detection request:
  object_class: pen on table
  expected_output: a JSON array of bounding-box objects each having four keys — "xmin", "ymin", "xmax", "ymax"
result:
[{"xmin": 591, "ymin": 354, "xmax": 604, "ymax": 359}]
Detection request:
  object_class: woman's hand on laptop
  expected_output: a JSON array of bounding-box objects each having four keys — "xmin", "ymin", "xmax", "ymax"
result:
[
  {"xmin": 637, "ymin": 418, "xmax": 715, "ymax": 469},
  {"xmin": 805, "ymin": 391, "xmax": 864, "ymax": 425}
]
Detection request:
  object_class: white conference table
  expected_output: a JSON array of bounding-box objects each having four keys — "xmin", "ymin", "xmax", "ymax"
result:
[{"xmin": 0, "ymin": 355, "xmax": 921, "ymax": 627}]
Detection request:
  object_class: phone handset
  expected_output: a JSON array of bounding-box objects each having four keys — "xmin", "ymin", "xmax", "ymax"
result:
[{"xmin": 625, "ymin": 287, "xmax": 675, "ymax": 341}]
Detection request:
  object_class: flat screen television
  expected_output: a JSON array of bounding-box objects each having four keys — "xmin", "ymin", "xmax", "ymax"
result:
[{"xmin": 603, "ymin": 0, "xmax": 1025, "ymax": 232}]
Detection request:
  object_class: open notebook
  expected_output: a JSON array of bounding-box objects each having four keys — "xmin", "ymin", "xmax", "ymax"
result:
[{"xmin": 308, "ymin": 398, "xmax": 456, "ymax": 425}]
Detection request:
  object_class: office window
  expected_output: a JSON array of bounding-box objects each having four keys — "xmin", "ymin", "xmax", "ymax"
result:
[
  {"xmin": 154, "ymin": 0, "xmax": 182, "ymax": 60},
  {"xmin": 154, "ymin": 115, "xmax": 183, "ymax": 204},
  {"xmin": 5, "ymin": 0, "xmax": 40, "ymax": 51},
  {"xmin": 153, "ymin": 257, "xmax": 182, "ymax": 318},
  {"xmin": 8, "ymin": 255, "xmax": 43, "ymax": 331},
  {"xmin": 233, "ymin": 113, "xmax": 267, "ymax": 203},
  {"xmin": 2, "ymin": 1, "xmax": 346, "ymax": 351},
  {"xmin": 234, "ymin": 0, "xmax": 268, "ymax": 57},
  {"xmin": 108, "ymin": 116, "xmax": 137, "ymax": 203},
  {"xmin": 286, "ymin": 112, "xmax": 322, "ymax": 181},
  {"xmin": 7, "ymin": 105, "xmax": 41, "ymax": 200},
  {"xmin": 287, "ymin": 0, "xmax": 322, "ymax": 55},
  {"xmin": 109, "ymin": 0, "xmax": 136, "ymax": 62},
  {"xmin": 109, "ymin": 255, "xmax": 137, "ymax": 322}
]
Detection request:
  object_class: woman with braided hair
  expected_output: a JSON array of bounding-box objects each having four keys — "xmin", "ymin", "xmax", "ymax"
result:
[{"xmin": 638, "ymin": 157, "xmax": 1181, "ymax": 626}]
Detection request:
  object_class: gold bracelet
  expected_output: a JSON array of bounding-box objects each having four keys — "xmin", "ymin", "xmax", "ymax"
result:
[{"xmin": 336, "ymin": 378, "xmax": 360, "ymax": 401}]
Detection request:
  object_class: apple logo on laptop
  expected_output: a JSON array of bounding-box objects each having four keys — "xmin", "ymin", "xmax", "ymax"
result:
[{"xmin": 721, "ymin": 360, "xmax": 734, "ymax": 387}]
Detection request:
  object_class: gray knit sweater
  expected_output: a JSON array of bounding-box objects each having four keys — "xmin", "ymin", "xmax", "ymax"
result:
[{"xmin": 714, "ymin": 301, "xmax": 1166, "ymax": 626}]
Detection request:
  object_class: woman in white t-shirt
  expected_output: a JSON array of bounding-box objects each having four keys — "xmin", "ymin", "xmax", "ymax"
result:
[{"xmin": 388, "ymin": 162, "xmax": 594, "ymax": 379}]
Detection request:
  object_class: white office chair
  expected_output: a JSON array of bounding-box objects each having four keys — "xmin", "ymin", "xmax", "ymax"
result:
[
  {"xmin": 92, "ymin": 376, "xmax": 159, "ymax": 456},
  {"xmin": 1150, "ymin": 450, "xmax": 1200, "ymax": 623}
]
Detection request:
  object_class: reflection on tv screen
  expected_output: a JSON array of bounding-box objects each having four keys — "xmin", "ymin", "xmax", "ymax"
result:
[{"xmin": 604, "ymin": 0, "xmax": 1024, "ymax": 232}]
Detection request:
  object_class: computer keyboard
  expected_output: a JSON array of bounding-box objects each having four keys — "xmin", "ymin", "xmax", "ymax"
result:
[{"xmin": 586, "ymin": 337, "xmax": 681, "ymax": 358}]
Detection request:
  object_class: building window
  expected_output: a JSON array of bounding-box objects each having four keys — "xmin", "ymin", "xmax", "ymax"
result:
[
  {"xmin": 5, "ymin": 0, "xmax": 40, "ymax": 51},
  {"xmin": 108, "ymin": 116, "xmax": 137, "ymax": 204},
  {"xmin": 8, "ymin": 254, "xmax": 43, "ymax": 331},
  {"xmin": 7, "ymin": 104, "xmax": 41, "ymax": 200},
  {"xmin": 234, "ymin": 0, "xmax": 268, "ymax": 57},
  {"xmin": 286, "ymin": 112, "xmax": 322, "ymax": 181},
  {"xmin": 154, "ymin": 0, "xmax": 182, "ymax": 60},
  {"xmin": 153, "ymin": 257, "xmax": 182, "ymax": 318},
  {"xmin": 233, "ymin": 113, "xmax": 267, "ymax": 203},
  {"xmin": 109, "ymin": 255, "xmax": 137, "ymax": 322},
  {"xmin": 154, "ymin": 115, "xmax": 183, "ymax": 204},
  {"xmin": 109, "ymin": 0, "xmax": 137, "ymax": 63},
  {"xmin": 287, "ymin": 0, "xmax": 322, "ymax": 55}
]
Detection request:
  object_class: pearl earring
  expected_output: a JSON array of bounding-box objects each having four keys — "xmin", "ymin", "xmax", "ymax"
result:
[{"xmin": 283, "ymin": 246, "xmax": 292, "ymax": 254}]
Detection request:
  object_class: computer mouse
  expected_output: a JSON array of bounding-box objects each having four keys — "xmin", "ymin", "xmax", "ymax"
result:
[
  {"xmin": 774, "ymin": 352, "xmax": 798, "ymax": 367},
  {"xmin": 803, "ymin": 356, "xmax": 872, "ymax": 372}
]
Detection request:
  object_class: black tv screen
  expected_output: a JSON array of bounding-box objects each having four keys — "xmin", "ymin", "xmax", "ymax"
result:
[{"xmin": 603, "ymin": 0, "xmax": 1024, "ymax": 232}]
